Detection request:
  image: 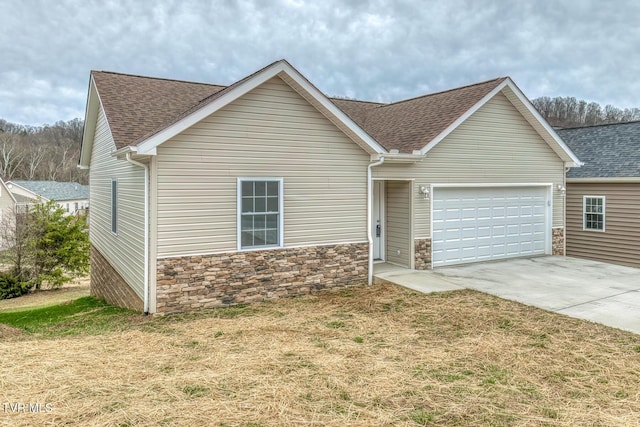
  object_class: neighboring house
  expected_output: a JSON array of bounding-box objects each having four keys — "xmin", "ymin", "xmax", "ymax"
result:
[
  {"xmin": 557, "ymin": 122, "xmax": 640, "ymax": 268},
  {"xmin": 7, "ymin": 180, "xmax": 89, "ymax": 214},
  {"xmin": 79, "ymin": 59, "xmax": 580, "ymax": 314},
  {"xmin": 0, "ymin": 178, "xmax": 17, "ymax": 248}
]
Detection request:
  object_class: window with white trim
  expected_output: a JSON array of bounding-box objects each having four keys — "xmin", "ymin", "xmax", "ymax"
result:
[
  {"xmin": 583, "ymin": 196, "xmax": 605, "ymax": 231},
  {"xmin": 238, "ymin": 179, "xmax": 282, "ymax": 249},
  {"xmin": 111, "ymin": 179, "xmax": 118, "ymax": 234}
]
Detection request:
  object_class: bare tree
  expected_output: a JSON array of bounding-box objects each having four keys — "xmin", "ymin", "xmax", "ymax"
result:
[
  {"xmin": 24, "ymin": 145, "xmax": 46, "ymax": 180},
  {"xmin": 0, "ymin": 133, "xmax": 25, "ymax": 180}
]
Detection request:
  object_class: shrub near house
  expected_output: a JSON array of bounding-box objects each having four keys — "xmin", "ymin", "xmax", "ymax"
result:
[{"xmin": 0, "ymin": 200, "xmax": 89, "ymax": 299}]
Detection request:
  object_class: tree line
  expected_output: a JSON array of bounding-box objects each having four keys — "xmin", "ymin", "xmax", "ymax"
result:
[
  {"xmin": 531, "ymin": 96, "xmax": 640, "ymax": 128},
  {"xmin": 0, "ymin": 93, "xmax": 637, "ymax": 182},
  {"xmin": 0, "ymin": 118, "xmax": 87, "ymax": 184}
]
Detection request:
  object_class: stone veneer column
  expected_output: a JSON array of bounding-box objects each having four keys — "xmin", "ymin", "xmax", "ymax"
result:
[
  {"xmin": 90, "ymin": 245, "xmax": 143, "ymax": 311},
  {"xmin": 414, "ymin": 238, "xmax": 432, "ymax": 270},
  {"xmin": 155, "ymin": 243, "xmax": 369, "ymax": 314},
  {"xmin": 552, "ymin": 227, "xmax": 565, "ymax": 256}
]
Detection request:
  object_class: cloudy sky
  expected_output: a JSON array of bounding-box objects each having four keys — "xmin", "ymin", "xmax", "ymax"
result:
[{"xmin": 2, "ymin": 0, "xmax": 639, "ymax": 126}]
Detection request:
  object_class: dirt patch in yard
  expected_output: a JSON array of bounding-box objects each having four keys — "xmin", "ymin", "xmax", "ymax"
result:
[{"xmin": 1, "ymin": 284, "xmax": 639, "ymax": 426}]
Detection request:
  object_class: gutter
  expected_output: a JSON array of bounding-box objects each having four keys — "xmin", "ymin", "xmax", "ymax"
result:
[
  {"xmin": 125, "ymin": 152, "xmax": 150, "ymax": 315},
  {"xmin": 367, "ymin": 156, "xmax": 385, "ymax": 285}
]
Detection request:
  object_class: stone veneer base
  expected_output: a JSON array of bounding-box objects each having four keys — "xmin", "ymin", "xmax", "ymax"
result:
[
  {"xmin": 90, "ymin": 245, "xmax": 143, "ymax": 311},
  {"xmin": 552, "ymin": 227, "xmax": 565, "ymax": 256},
  {"xmin": 156, "ymin": 243, "xmax": 369, "ymax": 314},
  {"xmin": 414, "ymin": 238, "xmax": 432, "ymax": 270}
]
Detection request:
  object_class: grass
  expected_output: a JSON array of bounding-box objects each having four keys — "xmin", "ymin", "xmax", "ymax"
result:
[
  {"xmin": 0, "ymin": 296, "xmax": 135, "ymax": 336},
  {"xmin": 1, "ymin": 284, "xmax": 639, "ymax": 426}
]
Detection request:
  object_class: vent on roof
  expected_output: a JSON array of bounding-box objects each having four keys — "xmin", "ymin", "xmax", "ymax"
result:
[{"xmin": 389, "ymin": 149, "xmax": 399, "ymax": 154}]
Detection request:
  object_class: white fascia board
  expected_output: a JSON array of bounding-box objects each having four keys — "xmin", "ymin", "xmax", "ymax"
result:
[
  {"xmin": 112, "ymin": 145, "xmax": 138, "ymax": 157},
  {"xmin": 79, "ymin": 76, "xmax": 100, "ymax": 169},
  {"xmin": 419, "ymin": 80, "xmax": 509, "ymax": 156},
  {"xmin": 135, "ymin": 61, "xmax": 386, "ymax": 156},
  {"xmin": 6, "ymin": 181, "xmax": 49, "ymax": 201},
  {"xmin": 502, "ymin": 79, "xmax": 583, "ymax": 167},
  {"xmin": 371, "ymin": 153, "xmax": 424, "ymax": 163},
  {"xmin": 0, "ymin": 179, "xmax": 17, "ymax": 204}
]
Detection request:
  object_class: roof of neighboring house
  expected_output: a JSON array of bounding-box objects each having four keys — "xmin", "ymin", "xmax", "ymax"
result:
[
  {"xmin": 557, "ymin": 121, "xmax": 640, "ymax": 178},
  {"xmin": 8, "ymin": 181, "xmax": 89, "ymax": 201}
]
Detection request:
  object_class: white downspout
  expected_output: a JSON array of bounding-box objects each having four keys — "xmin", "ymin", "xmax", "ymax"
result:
[
  {"xmin": 367, "ymin": 156, "xmax": 385, "ymax": 285},
  {"xmin": 125, "ymin": 153, "xmax": 150, "ymax": 315}
]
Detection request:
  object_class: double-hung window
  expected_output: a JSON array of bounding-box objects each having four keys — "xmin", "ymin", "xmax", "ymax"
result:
[
  {"xmin": 583, "ymin": 196, "xmax": 605, "ymax": 231},
  {"xmin": 238, "ymin": 178, "xmax": 282, "ymax": 250}
]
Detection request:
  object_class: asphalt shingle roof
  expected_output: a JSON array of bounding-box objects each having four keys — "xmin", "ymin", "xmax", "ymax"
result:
[
  {"xmin": 557, "ymin": 121, "xmax": 640, "ymax": 178},
  {"xmin": 92, "ymin": 71, "xmax": 226, "ymax": 150},
  {"xmin": 10, "ymin": 181, "xmax": 89, "ymax": 201},
  {"xmin": 92, "ymin": 67, "xmax": 508, "ymax": 154}
]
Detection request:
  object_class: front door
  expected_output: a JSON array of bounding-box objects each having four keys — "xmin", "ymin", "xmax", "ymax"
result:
[{"xmin": 373, "ymin": 181, "xmax": 385, "ymax": 260}]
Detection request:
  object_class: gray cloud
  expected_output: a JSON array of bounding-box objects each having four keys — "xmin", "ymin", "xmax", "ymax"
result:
[{"xmin": 2, "ymin": 0, "xmax": 639, "ymax": 125}]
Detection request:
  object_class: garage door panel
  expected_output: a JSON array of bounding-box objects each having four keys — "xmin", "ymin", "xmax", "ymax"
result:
[{"xmin": 432, "ymin": 186, "xmax": 549, "ymax": 267}]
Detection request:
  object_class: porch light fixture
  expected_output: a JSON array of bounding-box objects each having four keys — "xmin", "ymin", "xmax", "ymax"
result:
[
  {"xmin": 420, "ymin": 185, "xmax": 430, "ymax": 200},
  {"xmin": 557, "ymin": 184, "xmax": 566, "ymax": 195}
]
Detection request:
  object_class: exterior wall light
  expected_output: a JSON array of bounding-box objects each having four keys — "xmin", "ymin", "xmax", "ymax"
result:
[
  {"xmin": 420, "ymin": 185, "xmax": 430, "ymax": 200},
  {"xmin": 557, "ymin": 184, "xmax": 566, "ymax": 195}
]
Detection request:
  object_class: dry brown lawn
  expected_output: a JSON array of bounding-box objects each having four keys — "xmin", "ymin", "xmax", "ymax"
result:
[{"xmin": 1, "ymin": 284, "xmax": 639, "ymax": 426}]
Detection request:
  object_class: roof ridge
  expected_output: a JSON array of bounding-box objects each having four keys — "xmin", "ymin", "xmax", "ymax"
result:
[
  {"xmin": 557, "ymin": 120, "xmax": 640, "ymax": 130},
  {"xmin": 330, "ymin": 97, "xmax": 387, "ymax": 106},
  {"xmin": 91, "ymin": 70, "xmax": 227, "ymax": 88},
  {"xmin": 379, "ymin": 76, "xmax": 508, "ymax": 108}
]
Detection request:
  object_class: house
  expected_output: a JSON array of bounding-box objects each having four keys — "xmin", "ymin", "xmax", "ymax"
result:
[
  {"xmin": 79, "ymin": 60, "xmax": 580, "ymax": 314},
  {"xmin": 556, "ymin": 122, "xmax": 640, "ymax": 268},
  {"xmin": 0, "ymin": 178, "xmax": 17, "ymax": 248},
  {"xmin": 7, "ymin": 180, "xmax": 89, "ymax": 214}
]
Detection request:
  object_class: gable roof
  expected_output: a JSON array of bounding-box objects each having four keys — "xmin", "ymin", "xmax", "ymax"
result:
[
  {"xmin": 92, "ymin": 72, "xmax": 225, "ymax": 150},
  {"xmin": 334, "ymin": 78, "xmax": 507, "ymax": 153},
  {"xmin": 80, "ymin": 60, "xmax": 580, "ymax": 166},
  {"xmin": 557, "ymin": 121, "xmax": 640, "ymax": 179},
  {"xmin": 8, "ymin": 181, "xmax": 89, "ymax": 201}
]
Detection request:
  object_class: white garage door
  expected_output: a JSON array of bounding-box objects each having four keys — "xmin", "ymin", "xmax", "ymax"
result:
[{"xmin": 432, "ymin": 186, "xmax": 549, "ymax": 267}]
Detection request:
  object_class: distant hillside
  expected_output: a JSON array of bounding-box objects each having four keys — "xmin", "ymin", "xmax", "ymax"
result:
[
  {"xmin": 0, "ymin": 118, "xmax": 87, "ymax": 184},
  {"xmin": 532, "ymin": 96, "xmax": 640, "ymax": 128}
]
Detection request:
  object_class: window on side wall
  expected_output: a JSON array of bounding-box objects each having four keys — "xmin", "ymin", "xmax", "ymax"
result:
[
  {"xmin": 238, "ymin": 178, "xmax": 282, "ymax": 250},
  {"xmin": 111, "ymin": 179, "xmax": 118, "ymax": 234},
  {"xmin": 583, "ymin": 196, "xmax": 605, "ymax": 231}
]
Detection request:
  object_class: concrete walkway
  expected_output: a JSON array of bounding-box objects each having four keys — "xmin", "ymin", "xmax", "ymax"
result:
[{"xmin": 374, "ymin": 257, "xmax": 640, "ymax": 334}]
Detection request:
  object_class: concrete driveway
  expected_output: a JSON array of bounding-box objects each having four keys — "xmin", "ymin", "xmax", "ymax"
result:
[{"xmin": 374, "ymin": 256, "xmax": 640, "ymax": 334}]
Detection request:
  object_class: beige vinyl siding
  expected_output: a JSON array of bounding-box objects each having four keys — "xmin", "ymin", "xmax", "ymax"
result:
[
  {"xmin": 89, "ymin": 107, "xmax": 146, "ymax": 298},
  {"xmin": 156, "ymin": 76, "xmax": 370, "ymax": 258},
  {"xmin": 566, "ymin": 182, "xmax": 640, "ymax": 268},
  {"xmin": 0, "ymin": 183, "xmax": 15, "ymax": 210},
  {"xmin": 385, "ymin": 181, "xmax": 412, "ymax": 267},
  {"xmin": 373, "ymin": 91, "xmax": 565, "ymax": 239}
]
